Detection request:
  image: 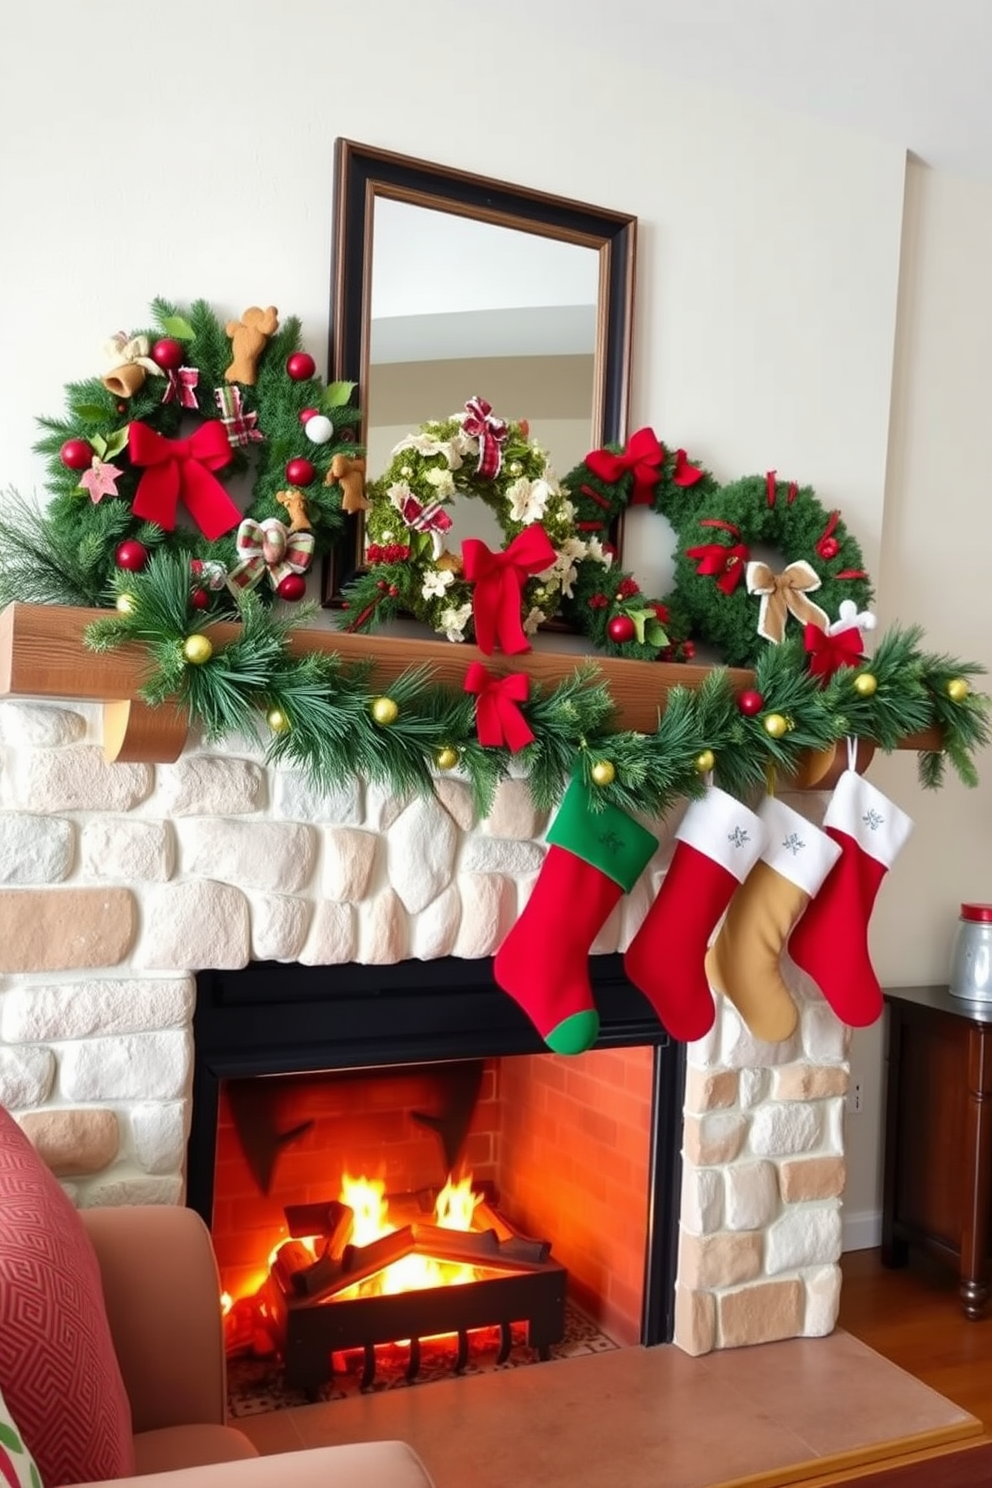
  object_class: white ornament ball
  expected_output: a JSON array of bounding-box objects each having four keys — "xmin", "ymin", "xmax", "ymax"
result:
[{"xmin": 303, "ymin": 414, "xmax": 334, "ymax": 445}]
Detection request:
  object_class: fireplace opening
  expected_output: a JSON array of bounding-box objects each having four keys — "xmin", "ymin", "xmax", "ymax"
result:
[{"xmin": 187, "ymin": 953, "xmax": 686, "ymax": 1384}]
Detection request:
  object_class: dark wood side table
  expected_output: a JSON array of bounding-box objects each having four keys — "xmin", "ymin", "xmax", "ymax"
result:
[{"xmin": 881, "ymin": 985, "xmax": 992, "ymax": 1319}]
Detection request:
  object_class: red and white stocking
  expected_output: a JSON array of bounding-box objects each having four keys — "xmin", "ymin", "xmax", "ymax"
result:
[
  {"xmin": 623, "ymin": 787, "xmax": 767, "ymax": 1042},
  {"xmin": 788, "ymin": 769, "xmax": 914, "ymax": 1028}
]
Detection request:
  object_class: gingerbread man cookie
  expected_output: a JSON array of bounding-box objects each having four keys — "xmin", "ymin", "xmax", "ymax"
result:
[
  {"xmin": 324, "ymin": 453, "xmax": 368, "ymax": 513},
  {"xmin": 275, "ymin": 488, "xmax": 312, "ymax": 532},
  {"xmin": 224, "ymin": 305, "xmax": 279, "ymax": 385}
]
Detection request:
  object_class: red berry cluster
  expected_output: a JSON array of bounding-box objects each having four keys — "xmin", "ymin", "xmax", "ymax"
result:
[
  {"xmin": 375, "ymin": 578, "xmax": 400, "ymax": 598},
  {"xmin": 587, "ymin": 593, "xmax": 608, "ymax": 610},
  {"xmin": 615, "ymin": 576, "xmax": 640, "ymax": 600},
  {"xmin": 366, "ymin": 542, "xmax": 411, "ymax": 565}
]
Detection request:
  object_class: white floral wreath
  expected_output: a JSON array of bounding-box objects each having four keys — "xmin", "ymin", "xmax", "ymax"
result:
[{"xmin": 357, "ymin": 399, "xmax": 608, "ymax": 647}]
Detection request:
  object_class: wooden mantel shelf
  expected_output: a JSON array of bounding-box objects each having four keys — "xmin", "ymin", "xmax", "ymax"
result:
[{"xmin": 0, "ymin": 602, "xmax": 940, "ymax": 780}]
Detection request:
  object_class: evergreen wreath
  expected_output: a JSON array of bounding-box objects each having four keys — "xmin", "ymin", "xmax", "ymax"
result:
[
  {"xmin": 1, "ymin": 297, "xmax": 362, "ymax": 612},
  {"xmin": 339, "ymin": 399, "xmax": 599, "ymax": 651},
  {"xmin": 558, "ymin": 427, "xmax": 720, "ymax": 662},
  {"xmin": 665, "ymin": 470, "xmax": 874, "ymax": 669}
]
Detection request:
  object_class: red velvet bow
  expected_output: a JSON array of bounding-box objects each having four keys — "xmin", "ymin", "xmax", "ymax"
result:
[
  {"xmin": 128, "ymin": 421, "xmax": 240, "ymax": 539},
  {"xmin": 685, "ymin": 540, "xmax": 750, "ymax": 594},
  {"xmin": 586, "ymin": 427, "xmax": 663, "ymax": 505},
  {"xmin": 672, "ymin": 448, "xmax": 703, "ymax": 487},
  {"xmin": 462, "ymin": 526, "xmax": 557, "ymax": 655},
  {"xmin": 804, "ymin": 622, "xmax": 865, "ymax": 681},
  {"xmin": 462, "ymin": 396, "xmax": 509, "ymax": 479},
  {"xmin": 464, "ymin": 662, "xmax": 535, "ymax": 751}
]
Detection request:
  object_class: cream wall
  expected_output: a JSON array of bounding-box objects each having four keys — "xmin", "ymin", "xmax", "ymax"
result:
[{"xmin": 1, "ymin": 1, "xmax": 916, "ymax": 1239}]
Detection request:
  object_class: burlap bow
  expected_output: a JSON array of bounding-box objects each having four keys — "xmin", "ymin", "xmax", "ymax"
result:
[{"xmin": 745, "ymin": 559, "xmax": 829, "ymax": 643}]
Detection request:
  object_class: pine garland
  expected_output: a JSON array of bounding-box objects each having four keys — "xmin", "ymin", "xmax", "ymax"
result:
[{"xmin": 83, "ymin": 551, "xmax": 991, "ymax": 819}]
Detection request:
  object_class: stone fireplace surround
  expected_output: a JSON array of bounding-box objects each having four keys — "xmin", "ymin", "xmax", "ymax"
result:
[{"xmin": 0, "ymin": 695, "xmax": 849, "ymax": 1358}]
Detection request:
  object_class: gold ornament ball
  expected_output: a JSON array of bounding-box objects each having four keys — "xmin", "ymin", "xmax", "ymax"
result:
[
  {"xmin": 435, "ymin": 745, "xmax": 459, "ymax": 771},
  {"xmin": 762, "ymin": 712, "xmax": 788, "ymax": 739},
  {"xmin": 266, "ymin": 707, "xmax": 290, "ymax": 735},
  {"xmin": 182, "ymin": 633, "xmax": 213, "ymax": 666},
  {"xmin": 694, "ymin": 749, "xmax": 716, "ymax": 774},
  {"xmin": 591, "ymin": 760, "xmax": 616, "ymax": 787},
  {"xmin": 853, "ymin": 672, "xmax": 878, "ymax": 698},
  {"xmin": 947, "ymin": 677, "xmax": 970, "ymax": 702},
  {"xmin": 115, "ymin": 593, "xmax": 136, "ymax": 615},
  {"xmin": 371, "ymin": 695, "xmax": 399, "ymax": 726}
]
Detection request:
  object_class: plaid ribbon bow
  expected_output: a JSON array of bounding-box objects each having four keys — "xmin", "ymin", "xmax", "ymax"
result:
[
  {"xmin": 462, "ymin": 396, "xmax": 509, "ymax": 480},
  {"xmin": 161, "ymin": 367, "xmax": 200, "ymax": 410},
  {"xmin": 215, "ymin": 385, "xmax": 263, "ymax": 448},
  {"xmin": 226, "ymin": 517, "xmax": 315, "ymax": 594}
]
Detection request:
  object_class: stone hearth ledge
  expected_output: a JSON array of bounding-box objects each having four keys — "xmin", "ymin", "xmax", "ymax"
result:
[{"xmin": 0, "ymin": 695, "xmax": 851, "ymax": 1356}]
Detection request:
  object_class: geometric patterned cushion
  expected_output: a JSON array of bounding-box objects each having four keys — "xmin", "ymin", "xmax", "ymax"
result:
[
  {"xmin": 0, "ymin": 1106, "xmax": 135, "ymax": 1487},
  {"xmin": 0, "ymin": 1379, "xmax": 43, "ymax": 1488}
]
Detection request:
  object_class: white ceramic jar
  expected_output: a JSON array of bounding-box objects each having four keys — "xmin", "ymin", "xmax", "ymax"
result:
[{"xmin": 948, "ymin": 903, "xmax": 992, "ymax": 1002}]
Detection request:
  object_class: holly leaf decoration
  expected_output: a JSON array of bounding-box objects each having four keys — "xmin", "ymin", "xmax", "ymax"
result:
[
  {"xmin": 324, "ymin": 381, "xmax": 356, "ymax": 409},
  {"xmin": 630, "ymin": 608, "xmax": 669, "ymax": 647},
  {"xmin": 90, "ymin": 433, "xmax": 107, "ymax": 460},
  {"xmin": 104, "ymin": 426, "xmax": 129, "ymax": 460},
  {"xmin": 75, "ymin": 402, "xmax": 111, "ymax": 422},
  {"xmin": 157, "ymin": 314, "xmax": 195, "ymax": 340}
]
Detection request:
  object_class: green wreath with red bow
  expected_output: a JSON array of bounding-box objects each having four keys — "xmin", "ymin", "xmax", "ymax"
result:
[{"xmin": 4, "ymin": 297, "xmax": 362, "ymax": 613}]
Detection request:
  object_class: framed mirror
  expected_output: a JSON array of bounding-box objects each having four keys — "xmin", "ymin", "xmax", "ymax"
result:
[{"xmin": 322, "ymin": 138, "xmax": 637, "ymax": 604}]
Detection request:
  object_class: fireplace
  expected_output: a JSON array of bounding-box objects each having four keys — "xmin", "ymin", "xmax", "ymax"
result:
[{"xmin": 186, "ymin": 953, "xmax": 686, "ymax": 1356}]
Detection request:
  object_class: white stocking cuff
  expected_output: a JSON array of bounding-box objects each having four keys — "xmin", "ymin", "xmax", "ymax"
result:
[
  {"xmin": 758, "ymin": 795, "xmax": 842, "ymax": 897},
  {"xmin": 824, "ymin": 770, "xmax": 914, "ymax": 868},
  {"xmin": 676, "ymin": 787, "xmax": 767, "ymax": 884}
]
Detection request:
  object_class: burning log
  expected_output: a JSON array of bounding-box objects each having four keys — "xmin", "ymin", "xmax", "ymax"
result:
[
  {"xmin": 271, "ymin": 1240, "xmax": 319, "ymax": 1295},
  {"xmin": 409, "ymin": 1222, "xmax": 501, "ymax": 1266},
  {"xmin": 284, "ymin": 1199, "xmax": 354, "ymax": 1254},
  {"xmin": 474, "ymin": 1200, "xmax": 551, "ymax": 1265}
]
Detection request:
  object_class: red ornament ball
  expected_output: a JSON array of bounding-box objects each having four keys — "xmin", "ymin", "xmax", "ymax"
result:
[
  {"xmin": 60, "ymin": 438, "xmax": 93, "ymax": 471},
  {"xmin": 285, "ymin": 457, "xmax": 316, "ymax": 486},
  {"xmin": 299, "ymin": 406, "xmax": 320, "ymax": 426},
  {"xmin": 817, "ymin": 536, "xmax": 840, "ymax": 560},
  {"xmin": 115, "ymin": 539, "xmax": 149, "ymax": 572},
  {"xmin": 151, "ymin": 337, "xmax": 185, "ymax": 371},
  {"xmin": 607, "ymin": 615, "xmax": 636, "ymax": 643},
  {"xmin": 276, "ymin": 573, "xmax": 307, "ymax": 602},
  {"xmin": 738, "ymin": 689, "xmax": 765, "ymax": 716},
  {"xmin": 286, "ymin": 352, "xmax": 316, "ymax": 381},
  {"xmin": 190, "ymin": 588, "xmax": 210, "ymax": 611}
]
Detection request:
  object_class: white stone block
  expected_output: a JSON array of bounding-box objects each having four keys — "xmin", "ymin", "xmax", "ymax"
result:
[
  {"xmin": 725, "ymin": 1160, "xmax": 779, "ymax": 1231},
  {"xmin": 155, "ymin": 756, "xmax": 264, "ymax": 816},
  {"xmin": 250, "ymin": 895, "xmax": 312, "ymax": 962},
  {"xmin": 323, "ymin": 827, "xmax": 379, "ymax": 901},
  {"xmin": 0, "ymin": 1045, "xmax": 55, "ymax": 1107},
  {"xmin": 80, "ymin": 817, "xmax": 174, "ymax": 882},
  {"xmin": 79, "ymin": 1174, "xmax": 183, "ymax": 1207},
  {"xmin": 365, "ymin": 781, "xmax": 412, "ymax": 831},
  {"xmin": 482, "ymin": 780, "xmax": 546, "ymax": 841},
  {"xmin": 14, "ymin": 746, "xmax": 152, "ymax": 812},
  {"xmin": 432, "ymin": 778, "xmax": 475, "ymax": 832},
  {"xmin": 739, "ymin": 1069, "xmax": 768, "ymax": 1108},
  {"xmin": 0, "ymin": 702, "xmax": 87, "ymax": 747},
  {"xmin": 802, "ymin": 1002, "xmax": 851, "ymax": 1062},
  {"xmin": 802, "ymin": 1263, "xmax": 843, "ymax": 1336},
  {"xmin": 765, "ymin": 1205, "xmax": 843, "ymax": 1275},
  {"xmin": 409, "ymin": 885, "xmax": 461, "ymax": 960},
  {"xmin": 137, "ymin": 881, "xmax": 251, "ymax": 971},
  {"xmin": 130, "ymin": 1101, "xmax": 188, "ymax": 1175},
  {"xmin": 387, "ymin": 798, "xmax": 458, "ymax": 914},
  {"xmin": 461, "ymin": 836, "xmax": 544, "ymax": 876},
  {"xmin": 1, "ymin": 977, "xmax": 194, "ymax": 1042},
  {"xmin": 680, "ymin": 1166, "xmax": 723, "ymax": 1234},
  {"xmin": 453, "ymin": 875, "xmax": 511, "ymax": 959},
  {"xmin": 300, "ymin": 901, "xmax": 357, "ymax": 965},
  {"xmin": 273, "ymin": 769, "xmax": 362, "ymax": 825},
  {"xmin": 720, "ymin": 1002, "xmax": 803, "ymax": 1068},
  {"xmin": 179, "ymin": 818, "xmax": 316, "ymax": 893},
  {"xmin": 749, "ymin": 1102, "xmax": 823, "ymax": 1157},
  {"xmin": 0, "ymin": 813, "xmax": 74, "ymax": 884},
  {"xmin": 61, "ymin": 1031, "xmax": 191, "ymax": 1102},
  {"xmin": 686, "ymin": 1016, "xmax": 723, "ymax": 1070},
  {"xmin": 359, "ymin": 890, "xmax": 408, "ymax": 964},
  {"xmin": 823, "ymin": 1096, "xmax": 846, "ymax": 1154}
]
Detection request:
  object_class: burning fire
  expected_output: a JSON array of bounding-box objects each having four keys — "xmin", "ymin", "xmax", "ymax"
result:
[{"xmin": 336, "ymin": 1171, "xmax": 483, "ymax": 1298}]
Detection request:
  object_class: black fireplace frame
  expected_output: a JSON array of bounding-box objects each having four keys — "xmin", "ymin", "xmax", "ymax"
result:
[{"xmin": 186, "ymin": 953, "xmax": 686, "ymax": 1345}]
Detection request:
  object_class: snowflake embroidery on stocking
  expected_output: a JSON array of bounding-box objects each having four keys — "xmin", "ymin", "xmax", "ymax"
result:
[
  {"xmin": 728, "ymin": 826, "xmax": 751, "ymax": 849},
  {"xmin": 782, "ymin": 832, "xmax": 806, "ymax": 855},
  {"xmin": 598, "ymin": 829, "xmax": 624, "ymax": 855},
  {"xmin": 863, "ymin": 808, "xmax": 884, "ymax": 830}
]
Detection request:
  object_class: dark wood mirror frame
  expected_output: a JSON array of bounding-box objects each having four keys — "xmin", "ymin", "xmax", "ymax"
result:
[{"xmin": 321, "ymin": 138, "xmax": 637, "ymax": 605}]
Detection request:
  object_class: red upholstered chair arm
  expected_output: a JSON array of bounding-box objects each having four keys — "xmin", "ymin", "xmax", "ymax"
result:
[{"xmin": 81, "ymin": 1204, "xmax": 228, "ymax": 1435}]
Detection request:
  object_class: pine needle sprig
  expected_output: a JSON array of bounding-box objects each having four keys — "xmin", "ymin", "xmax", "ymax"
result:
[{"xmin": 917, "ymin": 649, "xmax": 991, "ymax": 789}]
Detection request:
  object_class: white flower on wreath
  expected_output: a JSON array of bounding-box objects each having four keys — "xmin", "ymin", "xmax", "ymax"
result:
[
  {"xmin": 392, "ymin": 431, "xmax": 463, "ymax": 469},
  {"xmin": 584, "ymin": 535, "xmax": 612, "ymax": 568},
  {"xmin": 422, "ymin": 568, "xmax": 455, "ymax": 600},
  {"xmin": 522, "ymin": 606, "xmax": 545, "ymax": 636},
  {"xmin": 425, "ymin": 466, "xmax": 456, "ymax": 499},
  {"xmin": 439, "ymin": 601, "xmax": 473, "ymax": 643},
  {"xmin": 507, "ymin": 475, "xmax": 552, "ymax": 525},
  {"xmin": 540, "ymin": 537, "xmax": 588, "ymax": 600},
  {"xmin": 452, "ymin": 426, "xmax": 479, "ymax": 461},
  {"xmin": 387, "ymin": 480, "xmax": 414, "ymax": 514}
]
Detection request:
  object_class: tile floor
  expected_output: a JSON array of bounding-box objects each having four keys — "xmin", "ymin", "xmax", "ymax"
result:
[{"xmin": 234, "ymin": 1329, "xmax": 980, "ymax": 1488}]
